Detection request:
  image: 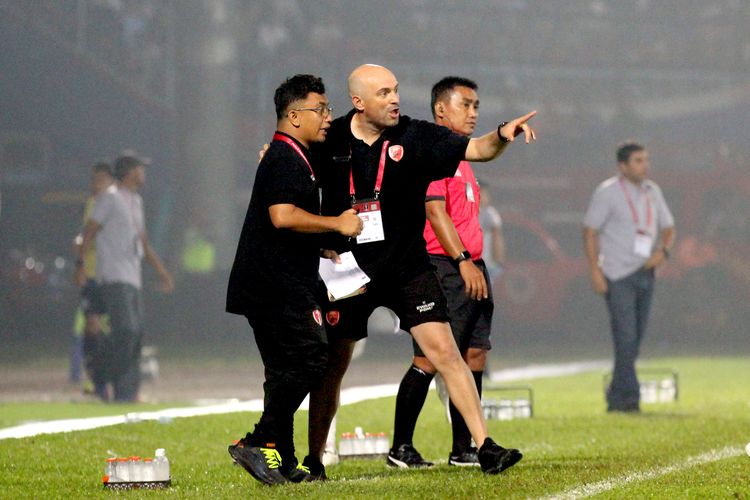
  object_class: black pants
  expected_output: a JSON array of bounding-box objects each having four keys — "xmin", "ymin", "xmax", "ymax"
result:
[
  {"xmin": 246, "ymin": 303, "xmax": 328, "ymax": 460},
  {"xmin": 100, "ymin": 283, "xmax": 144, "ymax": 401}
]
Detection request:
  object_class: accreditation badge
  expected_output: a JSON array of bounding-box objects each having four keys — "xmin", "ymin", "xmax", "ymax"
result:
[
  {"xmin": 633, "ymin": 230, "xmax": 653, "ymax": 258},
  {"xmin": 352, "ymin": 198, "xmax": 385, "ymax": 244}
]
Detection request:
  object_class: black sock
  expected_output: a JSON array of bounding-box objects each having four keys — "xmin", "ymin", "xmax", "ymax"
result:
[
  {"xmin": 450, "ymin": 370, "xmax": 483, "ymax": 454},
  {"xmin": 392, "ymin": 365, "xmax": 434, "ymax": 448}
]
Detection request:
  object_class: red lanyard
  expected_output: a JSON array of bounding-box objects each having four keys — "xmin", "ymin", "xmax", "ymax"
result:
[
  {"xmin": 272, "ymin": 133, "xmax": 315, "ymax": 182},
  {"xmin": 618, "ymin": 177, "xmax": 652, "ymax": 229},
  {"xmin": 349, "ymin": 140, "xmax": 389, "ymax": 200}
]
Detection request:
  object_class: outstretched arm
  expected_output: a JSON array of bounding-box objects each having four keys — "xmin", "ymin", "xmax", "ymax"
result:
[{"xmin": 465, "ymin": 110, "xmax": 537, "ymax": 162}]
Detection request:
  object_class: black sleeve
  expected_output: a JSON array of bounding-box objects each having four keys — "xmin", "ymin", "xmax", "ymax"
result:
[
  {"xmin": 411, "ymin": 119, "xmax": 470, "ymax": 182},
  {"xmin": 257, "ymin": 152, "xmax": 309, "ymax": 208}
]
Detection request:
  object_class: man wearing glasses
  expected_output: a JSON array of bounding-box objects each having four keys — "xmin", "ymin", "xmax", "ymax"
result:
[{"xmin": 226, "ymin": 74, "xmax": 362, "ymax": 485}]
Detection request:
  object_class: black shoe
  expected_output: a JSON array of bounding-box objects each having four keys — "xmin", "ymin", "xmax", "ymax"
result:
[
  {"xmin": 301, "ymin": 455, "xmax": 328, "ymax": 481},
  {"xmin": 387, "ymin": 444, "xmax": 434, "ymax": 469},
  {"xmin": 477, "ymin": 438, "xmax": 522, "ymax": 474},
  {"xmin": 607, "ymin": 402, "xmax": 640, "ymax": 413},
  {"xmin": 280, "ymin": 459, "xmax": 314, "ymax": 483},
  {"xmin": 228, "ymin": 437, "xmax": 288, "ymax": 485},
  {"xmin": 448, "ymin": 447, "xmax": 480, "ymax": 467},
  {"xmin": 228, "ymin": 432, "xmax": 251, "ymax": 463}
]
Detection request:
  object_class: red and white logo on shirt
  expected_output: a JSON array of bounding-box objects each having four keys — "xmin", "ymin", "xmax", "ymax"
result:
[
  {"xmin": 312, "ymin": 309, "xmax": 323, "ymax": 326},
  {"xmin": 326, "ymin": 310, "xmax": 340, "ymax": 326},
  {"xmin": 388, "ymin": 145, "xmax": 404, "ymax": 162}
]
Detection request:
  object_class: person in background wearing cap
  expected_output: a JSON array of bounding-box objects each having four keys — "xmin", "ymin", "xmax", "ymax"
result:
[
  {"xmin": 75, "ymin": 154, "xmax": 174, "ymax": 402},
  {"xmin": 72, "ymin": 162, "xmax": 114, "ymax": 400}
]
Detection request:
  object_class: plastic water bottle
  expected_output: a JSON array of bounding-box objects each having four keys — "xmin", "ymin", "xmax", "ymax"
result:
[
  {"xmin": 513, "ymin": 399, "xmax": 532, "ymax": 418},
  {"xmin": 104, "ymin": 458, "xmax": 118, "ymax": 483},
  {"xmin": 339, "ymin": 432, "xmax": 354, "ymax": 456},
  {"xmin": 498, "ymin": 399, "xmax": 514, "ymax": 420},
  {"xmin": 353, "ymin": 426, "xmax": 365, "ymax": 455},
  {"xmin": 117, "ymin": 458, "xmax": 130, "ymax": 482},
  {"xmin": 154, "ymin": 449, "xmax": 170, "ymax": 482},
  {"xmin": 375, "ymin": 433, "xmax": 389, "ymax": 454},
  {"xmin": 129, "ymin": 457, "xmax": 142, "ymax": 482},
  {"xmin": 364, "ymin": 433, "xmax": 376, "ymax": 455},
  {"xmin": 143, "ymin": 458, "xmax": 155, "ymax": 482},
  {"xmin": 659, "ymin": 378, "xmax": 676, "ymax": 402}
]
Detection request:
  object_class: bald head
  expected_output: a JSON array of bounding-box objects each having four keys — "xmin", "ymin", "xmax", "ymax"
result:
[
  {"xmin": 348, "ymin": 64, "xmax": 396, "ymax": 97},
  {"xmin": 347, "ymin": 64, "xmax": 400, "ymax": 132}
]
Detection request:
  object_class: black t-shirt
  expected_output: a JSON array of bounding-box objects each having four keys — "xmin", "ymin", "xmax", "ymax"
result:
[
  {"xmin": 226, "ymin": 132, "xmax": 321, "ymax": 315},
  {"xmin": 315, "ymin": 110, "xmax": 470, "ymax": 282}
]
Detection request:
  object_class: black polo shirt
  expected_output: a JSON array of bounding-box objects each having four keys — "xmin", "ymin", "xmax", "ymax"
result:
[
  {"xmin": 226, "ymin": 131, "xmax": 322, "ymax": 315},
  {"xmin": 315, "ymin": 110, "xmax": 470, "ymax": 282}
]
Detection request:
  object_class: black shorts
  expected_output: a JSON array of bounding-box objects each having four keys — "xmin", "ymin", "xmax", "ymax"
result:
[
  {"xmin": 322, "ymin": 269, "xmax": 449, "ymax": 341},
  {"xmin": 81, "ymin": 279, "xmax": 107, "ymax": 315},
  {"xmin": 413, "ymin": 256, "xmax": 493, "ymax": 356}
]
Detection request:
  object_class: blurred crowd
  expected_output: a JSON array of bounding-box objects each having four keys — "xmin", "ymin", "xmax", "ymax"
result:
[{"xmin": 5, "ymin": 0, "xmax": 170, "ymax": 98}]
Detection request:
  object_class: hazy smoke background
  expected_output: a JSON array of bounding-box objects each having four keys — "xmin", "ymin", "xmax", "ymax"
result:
[{"xmin": 1, "ymin": 0, "xmax": 748, "ymax": 372}]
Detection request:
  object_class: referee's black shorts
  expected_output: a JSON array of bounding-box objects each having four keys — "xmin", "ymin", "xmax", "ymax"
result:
[
  {"xmin": 322, "ymin": 268, "xmax": 449, "ymax": 341},
  {"xmin": 413, "ymin": 256, "xmax": 493, "ymax": 357}
]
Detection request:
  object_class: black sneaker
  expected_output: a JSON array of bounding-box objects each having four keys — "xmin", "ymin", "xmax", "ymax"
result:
[
  {"xmin": 387, "ymin": 444, "xmax": 434, "ymax": 469},
  {"xmin": 228, "ymin": 436, "xmax": 288, "ymax": 485},
  {"xmin": 280, "ymin": 460, "xmax": 314, "ymax": 483},
  {"xmin": 477, "ymin": 438, "xmax": 522, "ymax": 474},
  {"xmin": 448, "ymin": 447, "xmax": 480, "ymax": 467},
  {"xmin": 301, "ymin": 455, "xmax": 328, "ymax": 481}
]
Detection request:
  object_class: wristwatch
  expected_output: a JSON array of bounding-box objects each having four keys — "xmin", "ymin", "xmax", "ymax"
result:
[
  {"xmin": 454, "ymin": 250, "xmax": 472, "ymax": 264},
  {"xmin": 662, "ymin": 246, "xmax": 670, "ymax": 259},
  {"xmin": 497, "ymin": 122, "xmax": 511, "ymax": 143}
]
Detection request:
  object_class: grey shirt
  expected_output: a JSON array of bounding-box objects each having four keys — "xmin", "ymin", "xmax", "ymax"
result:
[
  {"xmin": 90, "ymin": 184, "xmax": 144, "ymax": 289},
  {"xmin": 584, "ymin": 175, "xmax": 674, "ymax": 281}
]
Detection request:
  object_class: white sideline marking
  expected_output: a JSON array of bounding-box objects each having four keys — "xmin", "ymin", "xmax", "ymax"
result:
[
  {"xmin": 0, "ymin": 361, "xmax": 602, "ymax": 441},
  {"xmin": 489, "ymin": 360, "xmax": 609, "ymax": 383},
  {"xmin": 541, "ymin": 446, "xmax": 743, "ymax": 500}
]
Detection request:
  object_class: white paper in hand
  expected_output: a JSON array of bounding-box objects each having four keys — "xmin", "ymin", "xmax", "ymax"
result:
[{"xmin": 319, "ymin": 252, "xmax": 370, "ymax": 301}]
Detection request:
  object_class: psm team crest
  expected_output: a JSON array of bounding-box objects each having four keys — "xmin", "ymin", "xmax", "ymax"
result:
[
  {"xmin": 312, "ymin": 309, "xmax": 323, "ymax": 326},
  {"xmin": 326, "ymin": 310, "xmax": 340, "ymax": 326},
  {"xmin": 388, "ymin": 145, "xmax": 404, "ymax": 162}
]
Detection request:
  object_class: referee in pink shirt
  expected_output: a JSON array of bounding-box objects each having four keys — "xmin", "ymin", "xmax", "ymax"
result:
[{"xmin": 389, "ymin": 77, "xmax": 495, "ymax": 468}]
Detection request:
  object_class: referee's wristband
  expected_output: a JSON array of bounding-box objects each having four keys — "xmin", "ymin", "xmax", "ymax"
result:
[
  {"xmin": 454, "ymin": 250, "xmax": 472, "ymax": 264},
  {"xmin": 497, "ymin": 122, "xmax": 511, "ymax": 143}
]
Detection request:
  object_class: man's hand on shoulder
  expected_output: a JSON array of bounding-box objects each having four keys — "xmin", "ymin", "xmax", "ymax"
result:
[{"xmin": 258, "ymin": 143, "xmax": 270, "ymax": 163}]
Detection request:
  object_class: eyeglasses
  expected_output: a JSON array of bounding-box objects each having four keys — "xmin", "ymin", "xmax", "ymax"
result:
[{"xmin": 291, "ymin": 105, "xmax": 333, "ymax": 118}]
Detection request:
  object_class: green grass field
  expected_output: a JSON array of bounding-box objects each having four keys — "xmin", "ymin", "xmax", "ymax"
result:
[{"xmin": 1, "ymin": 356, "xmax": 749, "ymax": 498}]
